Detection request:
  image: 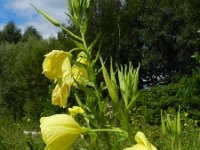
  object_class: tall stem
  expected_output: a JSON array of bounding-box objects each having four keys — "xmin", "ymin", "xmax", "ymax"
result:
[{"xmin": 80, "ymin": 28, "xmax": 104, "ymax": 124}]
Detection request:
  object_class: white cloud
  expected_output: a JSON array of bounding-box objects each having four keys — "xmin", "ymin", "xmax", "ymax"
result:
[
  {"xmin": 0, "ymin": 24, "xmax": 5, "ymax": 31},
  {"xmin": 4, "ymin": 0, "xmax": 70, "ymax": 38}
]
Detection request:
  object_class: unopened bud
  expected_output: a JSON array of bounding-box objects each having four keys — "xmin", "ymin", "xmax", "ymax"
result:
[{"xmin": 31, "ymin": 4, "xmax": 60, "ymax": 27}]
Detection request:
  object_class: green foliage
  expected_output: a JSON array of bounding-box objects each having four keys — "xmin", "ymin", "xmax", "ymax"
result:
[
  {"xmin": 21, "ymin": 26, "xmax": 42, "ymax": 42},
  {"xmin": 0, "ymin": 21, "xmax": 22, "ymax": 43},
  {"xmin": 0, "ymin": 117, "xmax": 44, "ymax": 150},
  {"xmin": 86, "ymin": 0, "xmax": 200, "ymax": 85},
  {"xmin": 0, "ymin": 36, "xmax": 63, "ymax": 120},
  {"xmin": 161, "ymin": 109, "xmax": 182, "ymax": 150},
  {"xmin": 136, "ymin": 74, "xmax": 200, "ymax": 125}
]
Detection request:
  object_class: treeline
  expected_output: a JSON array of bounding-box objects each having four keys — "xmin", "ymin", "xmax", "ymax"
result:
[
  {"xmin": 0, "ymin": 0, "xmax": 200, "ymax": 121},
  {"xmin": 0, "ymin": 21, "xmax": 41, "ymax": 43},
  {"xmin": 87, "ymin": 0, "xmax": 200, "ymax": 85},
  {"xmin": 0, "ymin": 22, "xmax": 69, "ymax": 120}
]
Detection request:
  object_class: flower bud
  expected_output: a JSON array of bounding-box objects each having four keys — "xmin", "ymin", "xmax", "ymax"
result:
[
  {"xmin": 72, "ymin": 53, "xmax": 89, "ymax": 86},
  {"xmin": 31, "ymin": 4, "xmax": 60, "ymax": 27},
  {"xmin": 68, "ymin": 106, "xmax": 85, "ymax": 117},
  {"xmin": 100, "ymin": 57, "xmax": 119, "ymax": 104}
]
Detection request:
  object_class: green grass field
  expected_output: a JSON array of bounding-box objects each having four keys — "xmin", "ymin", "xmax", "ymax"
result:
[{"xmin": 0, "ymin": 115, "xmax": 199, "ymax": 150}]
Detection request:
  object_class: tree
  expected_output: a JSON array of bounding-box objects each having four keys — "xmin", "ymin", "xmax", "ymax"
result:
[
  {"xmin": 1, "ymin": 21, "xmax": 22, "ymax": 43},
  {"xmin": 0, "ymin": 37, "xmax": 54, "ymax": 120},
  {"xmin": 88, "ymin": 0, "xmax": 124, "ymax": 61},
  {"xmin": 21, "ymin": 26, "xmax": 42, "ymax": 41},
  {"xmin": 86, "ymin": 0, "xmax": 200, "ymax": 86}
]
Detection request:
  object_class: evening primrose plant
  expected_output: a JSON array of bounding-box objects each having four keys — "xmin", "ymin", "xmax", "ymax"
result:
[{"xmin": 32, "ymin": 0, "xmax": 157, "ymax": 149}]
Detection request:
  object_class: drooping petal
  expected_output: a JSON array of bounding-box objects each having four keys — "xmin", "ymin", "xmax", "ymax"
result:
[
  {"xmin": 40, "ymin": 114, "xmax": 83, "ymax": 150},
  {"xmin": 52, "ymin": 83, "xmax": 70, "ymax": 108}
]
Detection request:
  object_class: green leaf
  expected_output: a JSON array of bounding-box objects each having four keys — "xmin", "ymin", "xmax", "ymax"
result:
[
  {"xmin": 67, "ymin": 0, "xmax": 73, "ymax": 15},
  {"xmin": 100, "ymin": 57, "xmax": 119, "ymax": 104},
  {"xmin": 88, "ymin": 33, "xmax": 101, "ymax": 52},
  {"xmin": 72, "ymin": 39, "xmax": 86, "ymax": 50},
  {"xmin": 59, "ymin": 25, "xmax": 82, "ymax": 41}
]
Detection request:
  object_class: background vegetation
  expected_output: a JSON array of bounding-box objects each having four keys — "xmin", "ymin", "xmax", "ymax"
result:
[{"xmin": 0, "ymin": 0, "xmax": 199, "ymax": 149}]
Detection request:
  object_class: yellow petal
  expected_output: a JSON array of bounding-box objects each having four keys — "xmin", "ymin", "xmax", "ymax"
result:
[
  {"xmin": 68, "ymin": 106, "xmax": 85, "ymax": 116},
  {"xmin": 134, "ymin": 132, "xmax": 149, "ymax": 147},
  {"xmin": 40, "ymin": 114, "xmax": 83, "ymax": 150},
  {"xmin": 135, "ymin": 131, "xmax": 157, "ymax": 150},
  {"xmin": 123, "ymin": 144, "xmax": 147, "ymax": 150},
  {"xmin": 52, "ymin": 83, "xmax": 70, "ymax": 108},
  {"xmin": 62, "ymin": 56, "xmax": 73, "ymax": 84},
  {"xmin": 150, "ymin": 144, "xmax": 157, "ymax": 150},
  {"xmin": 43, "ymin": 50, "xmax": 72, "ymax": 82},
  {"xmin": 72, "ymin": 53, "xmax": 89, "ymax": 86}
]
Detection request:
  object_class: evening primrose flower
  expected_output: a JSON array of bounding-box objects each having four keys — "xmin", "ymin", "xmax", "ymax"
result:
[
  {"xmin": 42, "ymin": 50, "xmax": 72, "ymax": 83},
  {"xmin": 123, "ymin": 131, "xmax": 157, "ymax": 150},
  {"xmin": 68, "ymin": 106, "xmax": 85, "ymax": 116},
  {"xmin": 72, "ymin": 53, "xmax": 89, "ymax": 86},
  {"xmin": 40, "ymin": 114, "xmax": 84, "ymax": 150},
  {"xmin": 52, "ymin": 83, "xmax": 70, "ymax": 108}
]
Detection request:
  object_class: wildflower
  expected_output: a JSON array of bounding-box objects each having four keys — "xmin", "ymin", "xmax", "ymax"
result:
[
  {"xmin": 72, "ymin": 53, "xmax": 89, "ymax": 86},
  {"xmin": 40, "ymin": 114, "xmax": 84, "ymax": 150},
  {"xmin": 52, "ymin": 83, "xmax": 70, "ymax": 108},
  {"xmin": 68, "ymin": 106, "xmax": 85, "ymax": 117},
  {"xmin": 123, "ymin": 131, "xmax": 157, "ymax": 150},
  {"xmin": 42, "ymin": 50, "xmax": 72, "ymax": 83}
]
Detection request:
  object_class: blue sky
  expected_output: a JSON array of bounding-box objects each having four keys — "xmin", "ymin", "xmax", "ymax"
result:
[
  {"xmin": 0, "ymin": 0, "xmax": 24, "ymax": 24},
  {"xmin": 0, "ymin": 0, "xmax": 69, "ymax": 38}
]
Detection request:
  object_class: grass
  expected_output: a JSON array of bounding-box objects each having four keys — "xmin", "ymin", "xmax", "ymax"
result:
[
  {"xmin": 0, "ymin": 114, "xmax": 199, "ymax": 150},
  {"xmin": 0, "ymin": 116, "xmax": 44, "ymax": 150}
]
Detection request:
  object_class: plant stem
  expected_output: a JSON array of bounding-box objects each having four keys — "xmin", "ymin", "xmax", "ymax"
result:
[
  {"xmin": 178, "ymin": 138, "xmax": 181, "ymax": 150},
  {"xmin": 91, "ymin": 128, "xmax": 127, "ymax": 136}
]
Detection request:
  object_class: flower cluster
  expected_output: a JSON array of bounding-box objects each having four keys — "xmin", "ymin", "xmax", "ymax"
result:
[
  {"xmin": 41, "ymin": 50, "xmax": 88, "ymax": 149},
  {"xmin": 33, "ymin": 0, "xmax": 158, "ymax": 149},
  {"xmin": 43, "ymin": 50, "xmax": 88, "ymax": 108}
]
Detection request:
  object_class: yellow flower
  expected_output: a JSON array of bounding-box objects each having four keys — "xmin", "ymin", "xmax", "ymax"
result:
[
  {"xmin": 68, "ymin": 106, "xmax": 85, "ymax": 116},
  {"xmin": 123, "ymin": 131, "xmax": 157, "ymax": 150},
  {"xmin": 52, "ymin": 83, "xmax": 70, "ymax": 108},
  {"xmin": 42, "ymin": 50, "xmax": 72, "ymax": 83},
  {"xmin": 40, "ymin": 114, "xmax": 83, "ymax": 150},
  {"xmin": 72, "ymin": 53, "xmax": 89, "ymax": 86}
]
